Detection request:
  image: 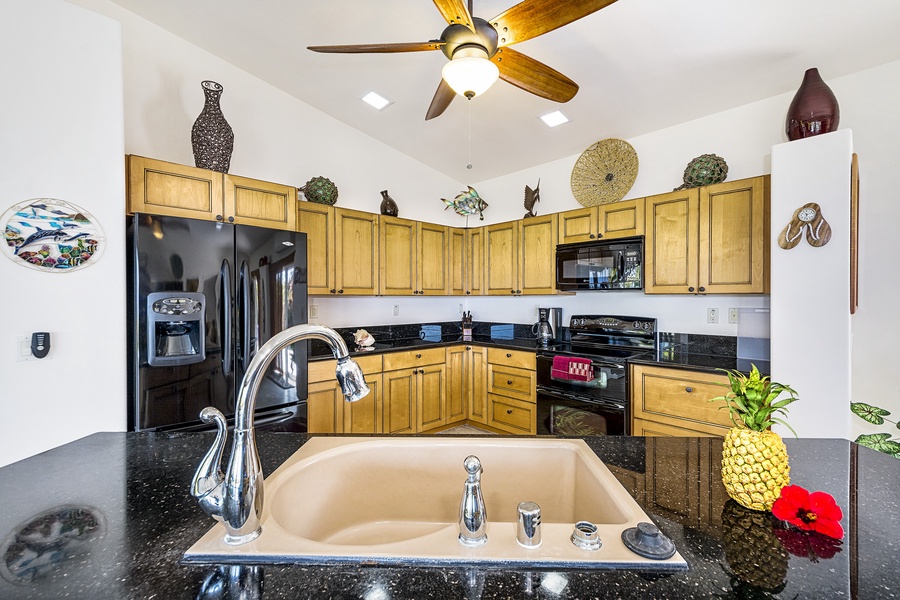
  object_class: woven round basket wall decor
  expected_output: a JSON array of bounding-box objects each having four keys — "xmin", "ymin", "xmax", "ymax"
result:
[{"xmin": 570, "ymin": 139, "xmax": 639, "ymax": 206}]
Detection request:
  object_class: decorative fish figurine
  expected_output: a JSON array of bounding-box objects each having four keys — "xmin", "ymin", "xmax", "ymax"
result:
[
  {"xmin": 441, "ymin": 186, "xmax": 488, "ymax": 221},
  {"xmin": 14, "ymin": 226, "xmax": 72, "ymax": 254},
  {"xmin": 523, "ymin": 179, "xmax": 541, "ymax": 218}
]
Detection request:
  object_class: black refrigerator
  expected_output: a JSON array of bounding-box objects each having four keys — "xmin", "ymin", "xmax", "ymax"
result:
[{"xmin": 126, "ymin": 213, "xmax": 308, "ymax": 432}]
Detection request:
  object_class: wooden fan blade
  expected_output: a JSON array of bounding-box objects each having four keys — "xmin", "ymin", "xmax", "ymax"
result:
[
  {"xmin": 426, "ymin": 79, "xmax": 456, "ymax": 120},
  {"xmin": 432, "ymin": 0, "xmax": 475, "ymax": 31},
  {"xmin": 490, "ymin": 0, "xmax": 617, "ymax": 46},
  {"xmin": 308, "ymin": 41, "xmax": 443, "ymax": 54},
  {"xmin": 491, "ymin": 47, "xmax": 578, "ymax": 102}
]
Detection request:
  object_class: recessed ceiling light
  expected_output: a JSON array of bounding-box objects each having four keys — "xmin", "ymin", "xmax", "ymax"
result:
[
  {"xmin": 362, "ymin": 91, "xmax": 392, "ymax": 111},
  {"xmin": 540, "ymin": 110, "xmax": 569, "ymax": 127}
]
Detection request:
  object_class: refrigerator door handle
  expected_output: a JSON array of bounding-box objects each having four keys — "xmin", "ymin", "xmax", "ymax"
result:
[
  {"xmin": 220, "ymin": 259, "xmax": 233, "ymax": 375},
  {"xmin": 239, "ymin": 260, "xmax": 252, "ymax": 374}
]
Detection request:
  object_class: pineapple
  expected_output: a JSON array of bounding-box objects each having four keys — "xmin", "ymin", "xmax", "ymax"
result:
[{"xmin": 711, "ymin": 365, "xmax": 798, "ymax": 512}]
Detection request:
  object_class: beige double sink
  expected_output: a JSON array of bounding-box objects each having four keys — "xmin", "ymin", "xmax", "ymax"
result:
[{"xmin": 184, "ymin": 436, "xmax": 686, "ymax": 570}]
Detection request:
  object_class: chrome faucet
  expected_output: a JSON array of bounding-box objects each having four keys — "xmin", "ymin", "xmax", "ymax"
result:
[
  {"xmin": 458, "ymin": 455, "xmax": 488, "ymax": 547},
  {"xmin": 190, "ymin": 325, "xmax": 369, "ymax": 544}
]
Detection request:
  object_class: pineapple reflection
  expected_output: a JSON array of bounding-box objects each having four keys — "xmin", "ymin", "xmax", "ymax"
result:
[{"xmin": 720, "ymin": 499, "xmax": 789, "ymax": 596}]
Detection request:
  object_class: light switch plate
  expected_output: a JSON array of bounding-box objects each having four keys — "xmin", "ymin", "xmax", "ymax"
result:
[{"xmin": 16, "ymin": 336, "xmax": 46, "ymax": 361}]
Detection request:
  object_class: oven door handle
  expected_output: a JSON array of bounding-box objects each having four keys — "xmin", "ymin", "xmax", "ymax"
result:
[{"xmin": 536, "ymin": 386, "xmax": 625, "ymax": 411}]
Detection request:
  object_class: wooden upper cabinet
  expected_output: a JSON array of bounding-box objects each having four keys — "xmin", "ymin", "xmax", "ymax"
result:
[
  {"xmin": 558, "ymin": 198, "xmax": 644, "ymax": 244},
  {"xmin": 699, "ymin": 176, "xmax": 769, "ymax": 294},
  {"xmin": 465, "ymin": 227, "xmax": 484, "ymax": 296},
  {"xmin": 127, "ymin": 155, "xmax": 295, "ymax": 230},
  {"xmin": 335, "ymin": 208, "xmax": 379, "ymax": 295},
  {"xmin": 519, "ymin": 214, "xmax": 557, "ymax": 295},
  {"xmin": 379, "ymin": 216, "xmax": 417, "ymax": 295},
  {"xmin": 449, "ymin": 228, "xmax": 466, "ymax": 296},
  {"xmin": 224, "ymin": 174, "xmax": 295, "ymax": 230},
  {"xmin": 417, "ymin": 222, "xmax": 450, "ymax": 295},
  {"xmin": 485, "ymin": 221, "xmax": 520, "ymax": 295},
  {"xmin": 644, "ymin": 188, "xmax": 700, "ymax": 294},
  {"xmin": 644, "ymin": 176, "xmax": 769, "ymax": 295},
  {"xmin": 297, "ymin": 202, "xmax": 335, "ymax": 295}
]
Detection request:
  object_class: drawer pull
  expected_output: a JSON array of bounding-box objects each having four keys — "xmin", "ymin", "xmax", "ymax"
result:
[
  {"xmin": 507, "ymin": 409, "xmax": 513, "ymax": 415},
  {"xmin": 416, "ymin": 353, "xmax": 422, "ymax": 359},
  {"xmin": 506, "ymin": 353, "xmax": 512, "ymax": 358},
  {"xmin": 685, "ymin": 387, "xmax": 693, "ymax": 393},
  {"xmin": 507, "ymin": 380, "xmax": 513, "ymax": 385}
]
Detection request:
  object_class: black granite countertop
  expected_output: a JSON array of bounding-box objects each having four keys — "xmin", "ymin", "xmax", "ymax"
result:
[{"xmin": 0, "ymin": 433, "xmax": 895, "ymax": 599}]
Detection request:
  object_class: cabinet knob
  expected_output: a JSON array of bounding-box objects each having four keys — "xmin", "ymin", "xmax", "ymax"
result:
[
  {"xmin": 507, "ymin": 380, "xmax": 513, "ymax": 385},
  {"xmin": 466, "ymin": 291, "xmax": 471, "ymax": 295},
  {"xmin": 416, "ymin": 353, "xmax": 422, "ymax": 359},
  {"xmin": 589, "ymin": 234, "xmax": 595, "ymax": 239},
  {"xmin": 685, "ymin": 387, "xmax": 693, "ymax": 393},
  {"xmin": 688, "ymin": 287, "xmax": 695, "ymax": 293},
  {"xmin": 227, "ymin": 216, "xmax": 235, "ymax": 223},
  {"xmin": 596, "ymin": 233, "xmax": 603, "ymax": 238},
  {"xmin": 506, "ymin": 409, "xmax": 513, "ymax": 415},
  {"xmin": 215, "ymin": 214, "xmax": 224, "ymax": 221},
  {"xmin": 511, "ymin": 290, "xmax": 516, "ymax": 294},
  {"xmin": 698, "ymin": 286, "xmax": 706, "ymax": 293},
  {"xmin": 506, "ymin": 353, "xmax": 512, "ymax": 358},
  {"xmin": 338, "ymin": 289, "xmax": 344, "ymax": 294},
  {"xmin": 330, "ymin": 289, "xmax": 336, "ymax": 294},
  {"xmin": 466, "ymin": 346, "xmax": 471, "ymax": 350}
]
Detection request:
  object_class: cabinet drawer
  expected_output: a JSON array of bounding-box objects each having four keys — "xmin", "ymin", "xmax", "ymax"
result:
[
  {"xmin": 488, "ymin": 394, "xmax": 535, "ymax": 434},
  {"xmin": 487, "ymin": 347, "xmax": 535, "ymax": 370},
  {"xmin": 632, "ymin": 416, "xmax": 728, "ymax": 437},
  {"xmin": 631, "ymin": 365, "xmax": 733, "ymax": 428},
  {"xmin": 308, "ymin": 354, "xmax": 382, "ymax": 383},
  {"xmin": 487, "ymin": 364, "xmax": 535, "ymax": 403},
  {"xmin": 382, "ymin": 347, "xmax": 446, "ymax": 371}
]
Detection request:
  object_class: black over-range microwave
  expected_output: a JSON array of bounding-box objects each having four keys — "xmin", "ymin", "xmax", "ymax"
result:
[{"xmin": 556, "ymin": 236, "xmax": 644, "ymax": 291}]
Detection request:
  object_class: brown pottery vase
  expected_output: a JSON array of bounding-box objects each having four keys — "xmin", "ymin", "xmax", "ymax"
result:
[{"xmin": 785, "ymin": 68, "xmax": 840, "ymax": 140}]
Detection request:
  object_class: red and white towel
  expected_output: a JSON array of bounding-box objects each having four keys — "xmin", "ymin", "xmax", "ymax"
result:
[{"xmin": 551, "ymin": 356, "xmax": 595, "ymax": 382}]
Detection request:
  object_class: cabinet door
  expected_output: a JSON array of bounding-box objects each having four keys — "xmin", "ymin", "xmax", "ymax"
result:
[
  {"xmin": 417, "ymin": 363, "xmax": 447, "ymax": 431},
  {"xmin": 382, "ymin": 369, "xmax": 417, "ymax": 434},
  {"xmin": 127, "ymin": 155, "xmax": 223, "ymax": 221},
  {"xmin": 520, "ymin": 214, "xmax": 557, "ymax": 295},
  {"xmin": 307, "ymin": 381, "xmax": 343, "ymax": 433},
  {"xmin": 465, "ymin": 227, "xmax": 484, "ymax": 296},
  {"xmin": 297, "ymin": 202, "xmax": 335, "ymax": 295},
  {"xmin": 468, "ymin": 346, "xmax": 488, "ymax": 424},
  {"xmin": 418, "ymin": 222, "xmax": 450, "ymax": 295},
  {"xmin": 558, "ymin": 207, "xmax": 597, "ymax": 244},
  {"xmin": 699, "ymin": 176, "xmax": 769, "ymax": 294},
  {"xmin": 485, "ymin": 221, "xmax": 519, "ymax": 295},
  {"xmin": 644, "ymin": 188, "xmax": 700, "ymax": 294},
  {"xmin": 449, "ymin": 228, "xmax": 467, "ymax": 296},
  {"xmin": 335, "ymin": 208, "xmax": 379, "ymax": 295},
  {"xmin": 379, "ymin": 216, "xmax": 417, "ymax": 296},
  {"xmin": 445, "ymin": 346, "xmax": 468, "ymax": 424},
  {"xmin": 599, "ymin": 198, "xmax": 644, "ymax": 239},
  {"xmin": 224, "ymin": 174, "xmax": 296, "ymax": 230},
  {"xmin": 344, "ymin": 373, "xmax": 382, "ymax": 434}
]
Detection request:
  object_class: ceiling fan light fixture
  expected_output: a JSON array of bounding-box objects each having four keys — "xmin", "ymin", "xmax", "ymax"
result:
[{"xmin": 441, "ymin": 46, "xmax": 499, "ymax": 99}]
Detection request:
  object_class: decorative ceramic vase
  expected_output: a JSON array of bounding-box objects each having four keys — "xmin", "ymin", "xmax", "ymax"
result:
[
  {"xmin": 191, "ymin": 81, "xmax": 234, "ymax": 173},
  {"xmin": 785, "ymin": 68, "xmax": 840, "ymax": 141},
  {"xmin": 302, "ymin": 176, "xmax": 339, "ymax": 205},
  {"xmin": 380, "ymin": 190, "xmax": 399, "ymax": 216}
]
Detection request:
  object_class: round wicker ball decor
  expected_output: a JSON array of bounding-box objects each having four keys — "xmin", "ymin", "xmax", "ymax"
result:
[{"xmin": 570, "ymin": 139, "xmax": 639, "ymax": 206}]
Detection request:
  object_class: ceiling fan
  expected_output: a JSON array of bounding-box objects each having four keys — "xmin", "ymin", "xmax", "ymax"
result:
[{"xmin": 308, "ymin": 0, "xmax": 618, "ymax": 120}]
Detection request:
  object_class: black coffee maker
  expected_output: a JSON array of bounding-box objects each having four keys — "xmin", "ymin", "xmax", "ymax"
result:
[{"xmin": 532, "ymin": 307, "xmax": 562, "ymax": 345}]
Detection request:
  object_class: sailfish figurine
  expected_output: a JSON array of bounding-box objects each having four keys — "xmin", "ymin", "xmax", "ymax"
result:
[{"xmin": 523, "ymin": 179, "xmax": 540, "ymax": 218}]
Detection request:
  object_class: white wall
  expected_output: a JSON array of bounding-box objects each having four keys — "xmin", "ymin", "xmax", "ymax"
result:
[
  {"xmin": 770, "ymin": 131, "xmax": 853, "ymax": 439},
  {"xmin": 0, "ymin": 0, "xmax": 126, "ymax": 467}
]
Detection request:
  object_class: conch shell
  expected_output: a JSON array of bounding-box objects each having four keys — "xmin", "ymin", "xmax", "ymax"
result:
[{"xmin": 353, "ymin": 329, "xmax": 375, "ymax": 347}]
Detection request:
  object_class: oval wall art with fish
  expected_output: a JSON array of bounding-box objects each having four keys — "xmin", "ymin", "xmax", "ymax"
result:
[{"xmin": 1, "ymin": 199, "xmax": 105, "ymax": 272}]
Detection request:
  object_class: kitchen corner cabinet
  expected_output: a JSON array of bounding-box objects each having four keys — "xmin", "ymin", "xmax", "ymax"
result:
[
  {"xmin": 126, "ymin": 155, "xmax": 295, "ymax": 230},
  {"xmin": 379, "ymin": 216, "xmax": 449, "ymax": 296},
  {"xmin": 465, "ymin": 227, "xmax": 485, "ymax": 296},
  {"xmin": 299, "ymin": 206, "xmax": 381, "ymax": 296},
  {"xmin": 449, "ymin": 228, "xmax": 466, "ymax": 296},
  {"xmin": 557, "ymin": 198, "xmax": 645, "ymax": 244},
  {"xmin": 306, "ymin": 354, "xmax": 383, "ymax": 434},
  {"xmin": 486, "ymin": 348, "xmax": 536, "ymax": 434},
  {"xmin": 485, "ymin": 215, "xmax": 557, "ymax": 296},
  {"xmin": 446, "ymin": 345, "xmax": 487, "ymax": 426},
  {"xmin": 382, "ymin": 348, "xmax": 447, "ymax": 433},
  {"xmin": 630, "ymin": 364, "xmax": 733, "ymax": 436},
  {"xmin": 644, "ymin": 176, "xmax": 769, "ymax": 295}
]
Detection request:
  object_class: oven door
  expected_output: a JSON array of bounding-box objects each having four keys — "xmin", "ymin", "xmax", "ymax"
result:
[
  {"xmin": 536, "ymin": 387, "xmax": 627, "ymax": 436},
  {"xmin": 535, "ymin": 354, "xmax": 627, "ymax": 401}
]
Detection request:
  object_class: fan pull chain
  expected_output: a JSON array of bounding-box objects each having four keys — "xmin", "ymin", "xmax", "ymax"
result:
[{"xmin": 466, "ymin": 102, "xmax": 473, "ymax": 170}]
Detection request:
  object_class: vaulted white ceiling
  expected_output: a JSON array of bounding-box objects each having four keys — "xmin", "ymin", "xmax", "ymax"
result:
[{"xmin": 107, "ymin": 0, "xmax": 900, "ymax": 182}]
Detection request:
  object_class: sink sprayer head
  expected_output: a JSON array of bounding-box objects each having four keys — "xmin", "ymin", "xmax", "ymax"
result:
[{"xmin": 336, "ymin": 356, "xmax": 370, "ymax": 402}]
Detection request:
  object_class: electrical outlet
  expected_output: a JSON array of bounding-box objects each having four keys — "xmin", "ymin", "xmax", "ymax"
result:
[
  {"xmin": 393, "ymin": 304, "xmax": 400, "ymax": 316},
  {"xmin": 707, "ymin": 308, "xmax": 719, "ymax": 324},
  {"xmin": 459, "ymin": 303, "xmax": 464, "ymax": 314},
  {"xmin": 309, "ymin": 304, "xmax": 318, "ymax": 319},
  {"xmin": 729, "ymin": 308, "xmax": 739, "ymax": 324}
]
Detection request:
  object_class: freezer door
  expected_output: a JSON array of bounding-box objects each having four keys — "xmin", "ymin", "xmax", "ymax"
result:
[
  {"xmin": 234, "ymin": 225, "xmax": 308, "ymax": 412},
  {"xmin": 129, "ymin": 214, "xmax": 234, "ymax": 431}
]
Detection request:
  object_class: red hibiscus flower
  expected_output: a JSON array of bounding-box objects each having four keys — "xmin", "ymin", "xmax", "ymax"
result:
[{"xmin": 772, "ymin": 485, "xmax": 844, "ymax": 539}]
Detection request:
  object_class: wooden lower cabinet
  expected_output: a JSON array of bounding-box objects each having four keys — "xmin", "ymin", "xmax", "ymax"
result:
[
  {"xmin": 382, "ymin": 369, "xmax": 418, "ymax": 434},
  {"xmin": 307, "ymin": 354, "xmax": 382, "ymax": 433},
  {"xmin": 630, "ymin": 364, "xmax": 732, "ymax": 436},
  {"xmin": 487, "ymin": 394, "xmax": 535, "ymax": 434},
  {"xmin": 446, "ymin": 345, "xmax": 487, "ymax": 425},
  {"xmin": 381, "ymin": 349, "xmax": 447, "ymax": 433},
  {"xmin": 485, "ymin": 348, "xmax": 536, "ymax": 434}
]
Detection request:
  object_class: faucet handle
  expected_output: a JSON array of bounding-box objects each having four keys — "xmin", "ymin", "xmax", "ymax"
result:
[{"xmin": 190, "ymin": 407, "xmax": 228, "ymax": 519}]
